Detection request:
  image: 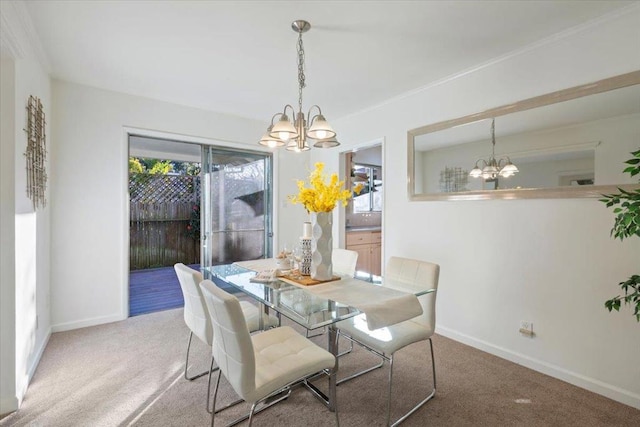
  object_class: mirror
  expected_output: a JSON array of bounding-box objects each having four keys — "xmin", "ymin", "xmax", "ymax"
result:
[{"xmin": 408, "ymin": 71, "xmax": 640, "ymax": 201}]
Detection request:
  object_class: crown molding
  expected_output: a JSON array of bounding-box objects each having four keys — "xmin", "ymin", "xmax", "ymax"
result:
[{"xmin": 0, "ymin": 1, "xmax": 51, "ymax": 71}]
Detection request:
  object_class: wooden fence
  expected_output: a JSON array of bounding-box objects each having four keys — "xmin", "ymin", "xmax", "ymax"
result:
[{"xmin": 129, "ymin": 174, "xmax": 200, "ymax": 270}]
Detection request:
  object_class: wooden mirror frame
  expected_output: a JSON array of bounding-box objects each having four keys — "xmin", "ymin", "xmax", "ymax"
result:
[{"xmin": 407, "ymin": 71, "xmax": 640, "ymax": 201}]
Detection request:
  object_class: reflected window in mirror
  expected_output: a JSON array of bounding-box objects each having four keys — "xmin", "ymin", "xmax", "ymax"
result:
[{"xmin": 408, "ymin": 71, "xmax": 640, "ymax": 200}]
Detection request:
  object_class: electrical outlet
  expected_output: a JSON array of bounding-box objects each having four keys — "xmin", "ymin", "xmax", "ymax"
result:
[{"xmin": 519, "ymin": 321, "xmax": 534, "ymax": 337}]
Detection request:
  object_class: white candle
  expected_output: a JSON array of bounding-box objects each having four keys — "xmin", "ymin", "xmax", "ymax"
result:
[{"xmin": 303, "ymin": 222, "xmax": 312, "ymax": 239}]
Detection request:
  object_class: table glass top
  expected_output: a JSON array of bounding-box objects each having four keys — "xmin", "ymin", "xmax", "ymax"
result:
[{"xmin": 204, "ymin": 264, "xmax": 364, "ymax": 330}]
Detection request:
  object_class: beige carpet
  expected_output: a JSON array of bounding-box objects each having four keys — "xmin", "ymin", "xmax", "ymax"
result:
[{"xmin": 1, "ymin": 307, "xmax": 638, "ymax": 427}]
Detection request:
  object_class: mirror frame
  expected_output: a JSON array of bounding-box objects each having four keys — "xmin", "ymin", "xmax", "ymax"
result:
[{"xmin": 407, "ymin": 71, "xmax": 640, "ymax": 201}]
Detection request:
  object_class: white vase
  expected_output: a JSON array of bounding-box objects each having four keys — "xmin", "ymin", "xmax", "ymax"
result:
[{"xmin": 310, "ymin": 212, "xmax": 333, "ymax": 280}]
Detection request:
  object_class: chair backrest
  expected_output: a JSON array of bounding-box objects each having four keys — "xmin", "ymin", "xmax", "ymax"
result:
[
  {"xmin": 384, "ymin": 257, "xmax": 439, "ymax": 333},
  {"xmin": 199, "ymin": 279, "xmax": 256, "ymax": 400},
  {"xmin": 174, "ymin": 263, "xmax": 212, "ymax": 346},
  {"xmin": 332, "ymin": 248, "xmax": 358, "ymax": 277}
]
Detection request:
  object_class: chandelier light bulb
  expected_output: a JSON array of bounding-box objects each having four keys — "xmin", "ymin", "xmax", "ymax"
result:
[
  {"xmin": 278, "ymin": 131, "xmax": 291, "ymax": 141},
  {"xmin": 315, "ymin": 129, "xmax": 328, "ymax": 139}
]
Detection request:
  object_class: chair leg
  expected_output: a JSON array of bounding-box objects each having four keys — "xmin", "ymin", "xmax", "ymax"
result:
[
  {"xmin": 247, "ymin": 402, "xmax": 258, "ymax": 427},
  {"xmin": 335, "ymin": 332, "xmax": 385, "ymax": 385},
  {"xmin": 206, "ymin": 355, "xmax": 243, "ymax": 415},
  {"xmin": 386, "ymin": 355, "xmax": 394, "ymax": 427},
  {"xmin": 225, "ymin": 389, "xmax": 291, "ymax": 427},
  {"xmin": 184, "ymin": 331, "xmax": 209, "ymax": 381},
  {"xmin": 206, "ymin": 356, "xmax": 223, "ymax": 414},
  {"xmin": 210, "ymin": 369, "xmax": 222, "ymax": 427},
  {"xmin": 430, "ymin": 338, "xmax": 437, "ymax": 389},
  {"xmin": 337, "ymin": 336, "xmax": 353, "ymax": 358},
  {"xmin": 388, "ymin": 338, "xmax": 437, "ymax": 427}
]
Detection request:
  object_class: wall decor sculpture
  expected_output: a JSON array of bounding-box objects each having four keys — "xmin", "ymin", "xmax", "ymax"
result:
[
  {"xmin": 438, "ymin": 166, "xmax": 468, "ymax": 193},
  {"xmin": 24, "ymin": 95, "xmax": 47, "ymax": 209}
]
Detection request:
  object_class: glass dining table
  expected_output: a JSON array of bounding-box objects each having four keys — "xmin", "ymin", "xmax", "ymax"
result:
[{"xmin": 203, "ymin": 263, "xmax": 435, "ymax": 412}]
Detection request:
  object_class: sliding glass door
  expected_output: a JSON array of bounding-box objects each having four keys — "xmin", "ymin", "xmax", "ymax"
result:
[{"xmin": 201, "ymin": 146, "xmax": 272, "ymax": 269}]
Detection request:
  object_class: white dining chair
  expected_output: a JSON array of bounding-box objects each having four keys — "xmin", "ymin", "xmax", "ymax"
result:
[
  {"xmin": 336, "ymin": 256, "xmax": 439, "ymax": 427},
  {"xmin": 173, "ymin": 263, "xmax": 278, "ymax": 411},
  {"xmin": 332, "ymin": 248, "xmax": 358, "ymax": 277},
  {"xmin": 199, "ymin": 279, "xmax": 339, "ymax": 427}
]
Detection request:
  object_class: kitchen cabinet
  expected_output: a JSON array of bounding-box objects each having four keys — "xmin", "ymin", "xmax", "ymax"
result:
[{"xmin": 346, "ymin": 230, "xmax": 381, "ymax": 276}]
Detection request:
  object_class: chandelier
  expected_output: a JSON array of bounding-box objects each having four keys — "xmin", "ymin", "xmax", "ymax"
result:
[
  {"xmin": 469, "ymin": 118, "xmax": 518, "ymax": 180},
  {"xmin": 258, "ymin": 20, "xmax": 339, "ymax": 152}
]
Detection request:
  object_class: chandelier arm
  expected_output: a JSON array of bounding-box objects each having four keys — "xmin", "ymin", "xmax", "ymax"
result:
[
  {"xmin": 270, "ymin": 112, "xmax": 284, "ymax": 126},
  {"xmin": 282, "ymin": 104, "xmax": 296, "ymax": 118},
  {"xmin": 307, "ymin": 105, "xmax": 322, "ymax": 123}
]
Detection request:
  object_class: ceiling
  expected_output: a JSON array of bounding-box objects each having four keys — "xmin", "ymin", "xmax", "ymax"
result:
[{"xmin": 25, "ymin": 1, "xmax": 634, "ymax": 124}]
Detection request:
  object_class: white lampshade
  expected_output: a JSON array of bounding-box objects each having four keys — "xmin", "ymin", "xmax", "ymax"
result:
[
  {"xmin": 270, "ymin": 115, "xmax": 298, "ymax": 141},
  {"xmin": 500, "ymin": 162, "xmax": 519, "ymax": 177},
  {"xmin": 469, "ymin": 167, "xmax": 483, "ymax": 178},
  {"xmin": 482, "ymin": 164, "xmax": 498, "ymax": 180},
  {"xmin": 313, "ymin": 137, "xmax": 340, "ymax": 148},
  {"xmin": 285, "ymin": 139, "xmax": 310, "ymax": 152},
  {"xmin": 259, "ymin": 127, "xmax": 285, "ymax": 148},
  {"xmin": 307, "ymin": 114, "xmax": 336, "ymax": 140}
]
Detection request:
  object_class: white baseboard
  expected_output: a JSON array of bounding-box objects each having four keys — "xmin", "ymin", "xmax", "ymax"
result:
[
  {"xmin": 436, "ymin": 325, "xmax": 640, "ymax": 410},
  {"xmin": 2, "ymin": 329, "xmax": 52, "ymax": 417},
  {"xmin": 12, "ymin": 327, "xmax": 52, "ymax": 414},
  {"xmin": 51, "ymin": 313, "xmax": 126, "ymax": 333},
  {"xmin": 27, "ymin": 327, "xmax": 51, "ymax": 381}
]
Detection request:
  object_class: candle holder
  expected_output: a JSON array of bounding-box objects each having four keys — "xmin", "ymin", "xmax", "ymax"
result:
[{"xmin": 299, "ymin": 237, "xmax": 312, "ymax": 276}]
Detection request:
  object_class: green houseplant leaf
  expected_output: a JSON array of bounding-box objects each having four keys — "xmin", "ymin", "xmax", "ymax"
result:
[{"xmin": 601, "ymin": 149, "xmax": 640, "ymax": 321}]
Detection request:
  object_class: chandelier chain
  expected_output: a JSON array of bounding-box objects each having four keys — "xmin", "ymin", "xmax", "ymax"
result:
[
  {"xmin": 297, "ymin": 31, "xmax": 306, "ymax": 112},
  {"xmin": 490, "ymin": 118, "xmax": 496, "ymax": 157}
]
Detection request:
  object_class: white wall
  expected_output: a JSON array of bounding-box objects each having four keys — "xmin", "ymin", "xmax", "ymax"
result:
[
  {"xmin": 50, "ymin": 80, "xmax": 309, "ymax": 331},
  {"xmin": 13, "ymin": 41, "xmax": 51, "ymax": 413},
  {"xmin": 317, "ymin": 6, "xmax": 640, "ymax": 408},
  {"xmin": 0, "ymin": 0, "xmax": 52, "ymax": 414},
  {"xmin": 0, "ymin": 58, "xmax": 18, "ymax": 415}
]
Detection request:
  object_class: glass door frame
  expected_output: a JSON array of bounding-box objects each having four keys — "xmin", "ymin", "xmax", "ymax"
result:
[{"xmin": 200, "ymin": 145, "xmax": 273, "ymax": 269}]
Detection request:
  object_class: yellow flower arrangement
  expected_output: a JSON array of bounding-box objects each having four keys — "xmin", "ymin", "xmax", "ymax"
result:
[{"xmin": 290, "ymin": 162, "xmax": 359, "ymax": 212}]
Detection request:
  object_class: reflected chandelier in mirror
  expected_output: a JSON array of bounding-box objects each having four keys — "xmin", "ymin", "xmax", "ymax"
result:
[{"xmin": 407, "ymin": 71, "xmax": 640, "ymax": 201}]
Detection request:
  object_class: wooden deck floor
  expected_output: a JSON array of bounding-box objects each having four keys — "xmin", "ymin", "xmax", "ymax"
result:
[{"xmin": 129, "ymin": 264, "xmax": 199, "ymax": 317}]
